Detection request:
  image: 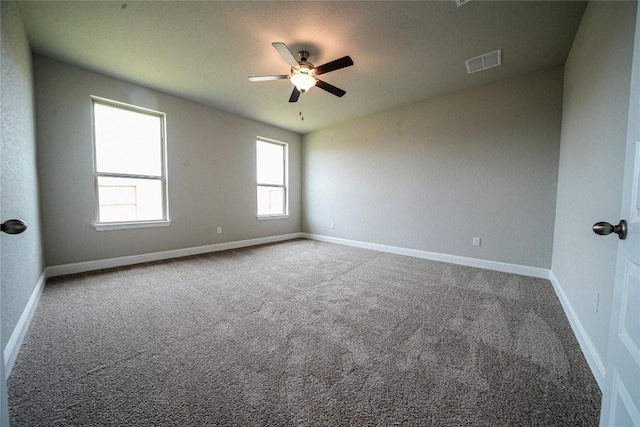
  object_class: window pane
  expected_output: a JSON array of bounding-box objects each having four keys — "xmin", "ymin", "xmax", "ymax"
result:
[
  {"xmin": 256, "ymin": 141, "xmax": 284, "ymax": 185},
  {"xmin": 98, "ymin": 176, "xmax": 163, "ymax": 222},
  {"xmin": 257, "ymin": 186, "xmax": 285, "ymax": 215},
  {"xmin": 94, "ymin": 102, "xmax": 162, "ymax": 176}
]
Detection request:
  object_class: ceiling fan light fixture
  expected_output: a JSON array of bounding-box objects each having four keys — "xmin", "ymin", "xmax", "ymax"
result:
[
  {"xmin": 249, "ymin": 42, "xmax": 352, "ymax": 102},
  {"xmin": 290, "ymin": 71, "xmax": 316, "ymax": 92}
]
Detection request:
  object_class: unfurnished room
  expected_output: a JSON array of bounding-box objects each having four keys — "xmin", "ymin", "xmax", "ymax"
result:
[{"xmin": 1, "ymin": 1, "xmax": 639, "ymax": 426}]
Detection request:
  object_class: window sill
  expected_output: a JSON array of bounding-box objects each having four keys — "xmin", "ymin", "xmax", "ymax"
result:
[
  {"xmin": 256, "ymin": 214, "xmax": 289, "ymax": 221},
  {"xmin": 93, "ymin": 220, "xmax": 172, "ymax": 231}
]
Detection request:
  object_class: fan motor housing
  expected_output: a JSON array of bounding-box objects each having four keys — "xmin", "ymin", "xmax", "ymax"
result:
[{"xmin": 292, "ymin": 61, "xmax": 316, "ymax": 76}]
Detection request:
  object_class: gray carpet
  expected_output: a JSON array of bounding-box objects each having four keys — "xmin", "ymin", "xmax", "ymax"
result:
[{"xmin": 8, "ymin": 239, "xmax": 600, "ymax": 426}]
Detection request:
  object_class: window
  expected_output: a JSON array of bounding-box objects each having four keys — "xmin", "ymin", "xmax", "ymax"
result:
[
  {"xmin": 92, "ymin": 97, "xmax": 169, "ymax": 230},
  {"xmin": 256, "ymin": 138, "xmax": 288, "ymax": 218}
]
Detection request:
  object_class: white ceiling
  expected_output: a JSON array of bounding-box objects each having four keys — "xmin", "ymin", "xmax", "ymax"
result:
[{"xmin": 17, "ymin": 1, "xmax": 587, "ymax": 134}]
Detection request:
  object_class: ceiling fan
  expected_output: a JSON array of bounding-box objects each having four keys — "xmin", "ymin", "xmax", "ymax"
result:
[{"xmin": 248, "ymin": 42, "xmax": 354, "ymax": 103}]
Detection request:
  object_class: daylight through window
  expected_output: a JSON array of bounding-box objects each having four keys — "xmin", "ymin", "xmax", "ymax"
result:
[
  {"xmin": 256, "ymin": 138, "xmax": 288, "ymax": 217},
  {"xmin": 92, "ymin": 97, "xmax": 168, "ymax": 225}
]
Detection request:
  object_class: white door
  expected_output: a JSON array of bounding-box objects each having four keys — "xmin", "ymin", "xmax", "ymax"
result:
[
  {"xmin": 599, "ymin": 2, "xmax": 640, "ymax": 426},
  {"xmin": 1, "ymin": 352, "xmax": 7, "ymax": 427}
]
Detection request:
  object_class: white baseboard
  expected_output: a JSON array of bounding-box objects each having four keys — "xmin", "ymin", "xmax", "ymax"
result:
[
  {"xmin": 46, "ymin": 233, "xmax": 304, "ymax": 277},
  {"xmin": 548, "ymin": 271, "xmax": 605, "ymax": 390},
  {"xmin": 3, "ymin": 270, "xmax": 46, "ymax": 380},
  {"xmin": 302, "ymin": 233, "xmax": 551, "ymax": 279}
]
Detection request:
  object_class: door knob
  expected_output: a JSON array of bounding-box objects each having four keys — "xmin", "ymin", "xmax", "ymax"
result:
[
  {"xmin": 593, "ymin": 219, "xmax": 627, "ymax": 240},
  {"xmin": 1, "ymin": 219, "xmax": 27, "ymax": 235}
]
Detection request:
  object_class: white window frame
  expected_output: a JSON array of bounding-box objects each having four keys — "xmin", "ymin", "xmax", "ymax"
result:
[
  {"xmin": 91, "ymin": 96, "xmax": 171, "ymax": 231},
  {"xmin": 256, "ymin": 137, "xmax": 289, "ymax": 220}
]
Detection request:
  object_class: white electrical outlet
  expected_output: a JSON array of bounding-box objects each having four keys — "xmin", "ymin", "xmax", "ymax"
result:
[
  {"xmin": 330, "ymin": 222, "xmax": 335, "ymax": 229},
  {"xmin": 217, "ymin": 227, "xmax": 222, "ymax": 234},
  {"xmin": 472, "ymin": 237, "xmax": 481, "ymax": 246},
  {"xmin": 593, "ymin": 290, "xmax": 600, "ymax": 312}
]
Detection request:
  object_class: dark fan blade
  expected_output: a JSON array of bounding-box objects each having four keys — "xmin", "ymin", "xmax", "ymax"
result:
[
  {"xmin": 315, "ymin": 80, "xmax": 346, "ymax": 97},
  {"xmin": 272, "ymin": 42, "xmax": 299, "ymax": 68},
  {"xmin": 289, "ymin": 87, "xmax": 301, "ymax": 103},
  {"xmin": 248, "ymin": 75, "xmax": 289, "ymax": 82},
  {"xmin": 314, "ymin": 56, "xmax": 354, "ymax": 75}
]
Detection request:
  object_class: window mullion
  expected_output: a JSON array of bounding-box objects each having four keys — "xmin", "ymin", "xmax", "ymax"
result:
[{"xmin": 97, "ymin": 171, "xmax": 163, "ymax": 180}]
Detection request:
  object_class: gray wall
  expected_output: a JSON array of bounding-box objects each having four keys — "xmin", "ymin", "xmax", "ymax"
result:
[
  {"xmin": 1, "ymin": 1, "xmax": 45, "ymax": 355},
  {"xmin": 34, "ymin": 56, "xmax": 302, "ymax": 266},
  {"xmin": 552, "ymin": 1, "xmax": 636, "ymax": 370},
  {"xmin": 303, "ymin": 67, "xmax": 563, "ymax": 269}
]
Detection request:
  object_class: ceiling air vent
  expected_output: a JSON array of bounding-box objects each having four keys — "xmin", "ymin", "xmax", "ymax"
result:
[{"xmin": 465, "ymin": 49, "xmax": 502, "ymax": 74}]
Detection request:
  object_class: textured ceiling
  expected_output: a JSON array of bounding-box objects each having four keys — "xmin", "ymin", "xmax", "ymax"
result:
[{"xmin": 17, "ymin": 1, "xmax": 586, "ymax": 134}]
